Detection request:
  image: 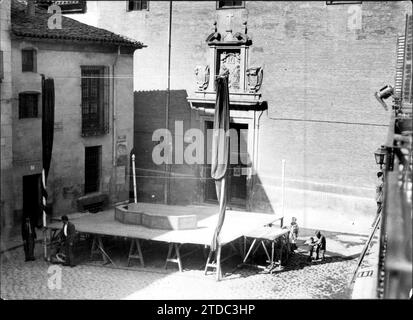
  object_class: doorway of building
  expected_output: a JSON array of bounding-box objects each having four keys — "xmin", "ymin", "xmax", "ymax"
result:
[
  {"xmin": 204, "ymin": 121, "xmax": 248, "ymax": 208},
  {"xmin": 85, "ymin": 146, "xmax": 101, "ymax": 194},
  {"xmin": 22, "ymin": 174, "xmax": 41, "ymax": 225}
]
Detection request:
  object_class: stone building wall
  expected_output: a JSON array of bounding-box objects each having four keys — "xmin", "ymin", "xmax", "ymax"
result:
[
  {"xmin": 67, "ymin": 1, "xmax": 411, "ymax": 234},
  {"xmin": 0, "ymin": 0, "xmax": 14, "ymax": 228},
  {"xmin": 10, "ymin": 40, "xmax": 134, "ymax": 220}
]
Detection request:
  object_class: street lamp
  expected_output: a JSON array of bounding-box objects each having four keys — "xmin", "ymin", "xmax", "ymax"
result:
[
  {"xmin": 374, "ymin": 85, "xmax": 394, "ymax": 111},
  {"xmin": 374, "ymin": 145, "xmax": 387, "ymax": 169}
]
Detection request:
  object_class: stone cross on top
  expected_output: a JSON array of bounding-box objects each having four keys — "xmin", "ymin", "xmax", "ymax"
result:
[{"xmin": 226, "ymin": 13, "xmax": 234, "ymax": 32}]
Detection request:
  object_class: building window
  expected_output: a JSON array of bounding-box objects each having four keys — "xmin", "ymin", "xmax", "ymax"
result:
[
  {"xmin": 81, "ymin": 66, "xmax": 109, "ymax": 137},
  {"xmin": 35, "ymin": 1, "xmax": 87, "ymax": 14},
  {"xmin": 127, "ymin": 0, "xmax": 149, "ymax": 11},
  {"xmin": 22, "ymin": 49, "xmax": 37, "ymax": 73},
  {"xmin": 19, "ymin": 93, "xmax": 39, "ymax": 119},
  {"xmin": 84, "ymin": 146, "xmax": 101, "ymax": 194},
  {"xmin": 326, "ymin": 1, "xmax": 362, "ymax": 4},
  {"xmin": 217, "ymin": 1, "xmax": 245, "ymax": 9}
]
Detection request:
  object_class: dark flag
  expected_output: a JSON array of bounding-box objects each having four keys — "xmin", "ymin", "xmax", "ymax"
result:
[
  {"xmin": 41, "ymin": 75, "xmax": 55, "ymax": 228},
  {"xmin": 210, "ymin": 75, "xmax": 230, "ymax": 252}
]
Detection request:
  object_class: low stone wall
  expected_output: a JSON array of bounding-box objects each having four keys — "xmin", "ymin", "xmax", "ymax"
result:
[{"xmin": 114, "ymin": 203, "xmax": 198, "ymax": 230}]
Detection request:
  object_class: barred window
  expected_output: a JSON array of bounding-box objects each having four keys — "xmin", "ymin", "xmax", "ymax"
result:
[
  {"xmin": 81, "ymin": 66, "xmax": 109, "ymax": 137},
  {"xmin": 22, "ymin": 49, "xmax": 36, "ymax": 72},
  {"xmin": 217, "ymin": 1, "xmax": 245, "ymax": 9},
  {"xmin": 127, "ymin": 0, "xmax": 149, "ymax": 11},
  {"xmin": 326, "ymin": 1, "xmax": 362, "ymax": 5},
  {"xmin": 19, "ymin": 93, "xmax": 39, "ymax": 119}
]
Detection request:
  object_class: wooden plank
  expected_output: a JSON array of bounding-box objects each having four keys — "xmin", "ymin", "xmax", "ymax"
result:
[{"xmin": 46, "ymin": 204, "xmax": 278, "ymax": 246}]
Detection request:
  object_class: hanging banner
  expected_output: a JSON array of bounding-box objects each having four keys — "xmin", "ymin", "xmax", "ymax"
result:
[{"xmin": 210, "ymin": 76, "xmax": 230, "ymax": 252}]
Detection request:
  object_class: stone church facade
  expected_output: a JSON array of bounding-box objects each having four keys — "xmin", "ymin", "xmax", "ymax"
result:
[{"xmin": 65, "ymin": 1, "xmax": 411, "ymax": 234}]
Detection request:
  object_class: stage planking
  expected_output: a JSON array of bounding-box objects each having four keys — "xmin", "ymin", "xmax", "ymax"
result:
[{"xmin": 46, "ymin": 202, "xmax": 281, "ymax": 246}]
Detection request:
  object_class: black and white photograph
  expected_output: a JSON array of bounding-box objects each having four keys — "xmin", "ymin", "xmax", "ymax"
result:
[{"xmin": 0, "ymin": 0, "xmax": 412, "ymax": 305}]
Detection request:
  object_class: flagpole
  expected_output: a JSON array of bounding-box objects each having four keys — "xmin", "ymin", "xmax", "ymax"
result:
[
  {"xmin": 41, "ymin": 75, "xmax": 48, "ymax": 260},
  {"xmin": 41, "ymin": 75, "xmax": 55, "ymax": 261},
  {"xmin": 42, "ymin": 168, "xmax": 48, "ymax": 260},
  {"xmin": 281, "ymin": 159, "xmax": 286, "ymax": 228},
  {"xmin": 164, "ymin": 0, "xmax": 172, "ymax": 205},
  {"xmin": 132, "ymin": 154, "xmax": 138, "ymax": 203}
]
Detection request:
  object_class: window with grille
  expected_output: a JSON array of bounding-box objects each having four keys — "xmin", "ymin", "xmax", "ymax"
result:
[
  {"xmin": 81, "ymin": 66, "xmax": 109, "ymax": 137},
  {"xmin": 127, "ymin": 0, "xmax": 149, "ymax": 11},
  {"xmin": 84, "ymin": 146, "xmax": 101, "ymax": 194},
  {"xmin": 35, "ymin": 1, "xmax": 87, "ymax": 13},
  {"xmin": 22, "ymin": 49, "xmax": 36, "ymax": 72},
  {"xmin": 19, "ymin": 93, "xmax": 39, "ymax": 119},
  {"xmin": 326, "ymin": 1, "xmax": 362, "ymax": 4},
  {"xmin": 217, "ymin": 1, "xmax": 245, "ymax": 9}
]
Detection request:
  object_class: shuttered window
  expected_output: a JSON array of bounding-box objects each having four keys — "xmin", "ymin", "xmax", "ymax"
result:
[
  {"xmin": 19, "ymin": 93, "xmax": 39, "ymax": 119},
  {"xmin": 127, "ymin": 0, "xmax": 149, "ymax": 11},
  {"xmin": 217, "ymin": 1, "xmax": 244, "ymax": 9},
  {"xmin": 81, "ymin": 66, "xmax": 109, "ymax": 136},
  {"xmin": 22, "ymin": 49, "xmax": 36, "ymax": 72}
]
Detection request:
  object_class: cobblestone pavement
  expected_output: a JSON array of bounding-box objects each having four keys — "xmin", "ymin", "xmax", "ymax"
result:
[{"xmin": 1, "ymin": 240, "xmax": 356, "ymax": 300}]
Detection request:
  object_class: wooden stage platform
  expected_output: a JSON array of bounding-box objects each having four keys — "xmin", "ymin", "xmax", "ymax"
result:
[{"xmin": 46, "ymin": 202, "xmax": 284, "ymax": 280}]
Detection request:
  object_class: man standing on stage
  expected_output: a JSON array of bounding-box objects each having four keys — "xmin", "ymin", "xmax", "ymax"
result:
[
  {"xmin": 61, "ymin": 215, "xmax": 76, "ymax": 267},
  {"xmin": 21, "ymin": 217, "xmax": 36, "ymax": 261}
]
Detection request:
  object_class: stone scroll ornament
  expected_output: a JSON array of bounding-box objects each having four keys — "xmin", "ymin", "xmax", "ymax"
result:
[
  {"xmin": 194, "ymin": 65, "xmax": 210, "ymax": 91},
  {"xmin": 246, "ymin": 66, "xmax": 263, "ymax": 92}
]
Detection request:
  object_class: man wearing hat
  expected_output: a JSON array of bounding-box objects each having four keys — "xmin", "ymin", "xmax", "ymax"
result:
[
  {"xmin": 60, "ymin": 215, "xmax": 76, "ymax": 267},
  {"xmin": 21, "ymin": 217, "xmax": 36, "ymax": 261}
]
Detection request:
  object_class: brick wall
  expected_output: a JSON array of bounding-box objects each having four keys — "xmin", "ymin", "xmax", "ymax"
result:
[{"xmin": 133, "ymin": 90, "xmax": 198, "ymax": 204}]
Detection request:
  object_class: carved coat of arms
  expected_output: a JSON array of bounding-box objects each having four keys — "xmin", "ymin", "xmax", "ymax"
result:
[
  {"xmin": 219, "ymin": 52, "xmax": 241, "ymax": 90},
  {"xmin": 246, "ymin": 66, "xmax": 263, "ymax": 92},
  {"xmin": 194, "ymin": 65, "xmax": 210, "ymax": 91}
]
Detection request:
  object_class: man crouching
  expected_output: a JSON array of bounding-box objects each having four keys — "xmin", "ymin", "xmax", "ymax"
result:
[{"xmin": 308, "ymin": 230, "xmax": 326, "ymax": 261}]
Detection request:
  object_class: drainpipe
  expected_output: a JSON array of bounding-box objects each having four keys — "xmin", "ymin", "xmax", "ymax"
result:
[
  {"xmin": 164, "ymin": 1, "xmax": 172, "ymax": 205},
  {"xmin": 26, "ymin": 0, "xmax": 35, "ymax": 16},
  {"xmin": 112, "ymin": 46, "xmax": 120, "ymax": 202}
]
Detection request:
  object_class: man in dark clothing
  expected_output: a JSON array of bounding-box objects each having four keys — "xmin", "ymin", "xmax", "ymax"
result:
[
  {"xmin": 376, "ymin": 171, "xmax": 384, "ymax": 213},
  {"xmin": 61, "ymin": 215, "xmax": 76, "ymax": 267},
  {"xmin": 309, "ymin": 230, "xmax": 326, "ymax": 261},
  {"xmin": 21, "ymin": 217, "xmax": 36, "ymax": 261}
]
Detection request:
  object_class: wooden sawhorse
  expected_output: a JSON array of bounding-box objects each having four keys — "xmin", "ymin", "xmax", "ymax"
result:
[
  {"xmin": 204, "ymin": 240, "xmax": 243, "ymax": 281},
  {"xmin": 204, "ymin": 244, "xmax": 223, "ymax": 281},
  {"xmin": 90, "ymin": 235, "xmax": 116, "ymax": 266},
  {"xmin": 241, "ymin": 226, "xmax": 290, "ymax": 273},
  {"xmin": 128, "ymin": 238, "xmax": 144, "ymax": 267},
  {"xmin": 164, "ymin": 243, "xmax": 183, "ymax": 272}
]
